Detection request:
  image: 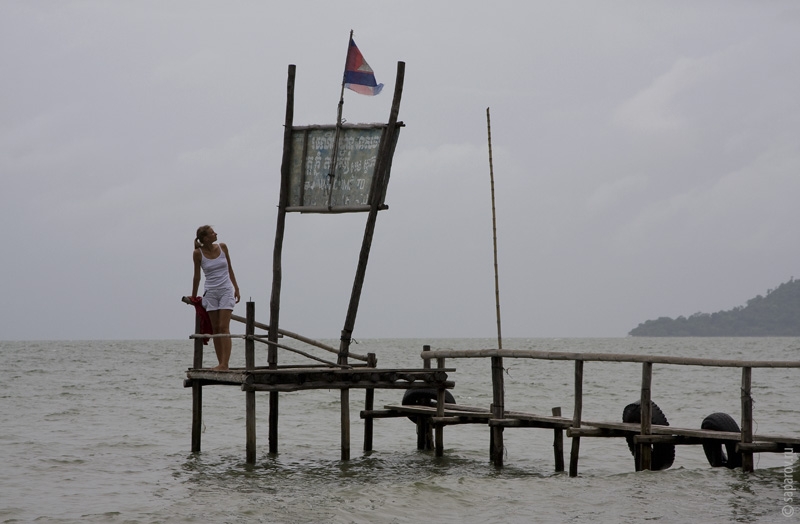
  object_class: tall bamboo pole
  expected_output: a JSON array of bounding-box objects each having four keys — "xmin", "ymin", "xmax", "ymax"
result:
[
  {"xmin": 267, "ymin": 63, "xmax": 296, "ymax": 455},
  {"xmin": 337, "ymin": 61, "xmax": 405, "ymax": 460},
  {"xmin": 486, "ymin": 107, "xmax": 505, "ymax": 466},
  {"xmin": 486, "ymin": 108, "xmax": 503, "ymax": 350}
]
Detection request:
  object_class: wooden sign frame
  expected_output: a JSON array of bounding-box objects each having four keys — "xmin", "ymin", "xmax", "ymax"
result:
[{"xmin": 265, "ymin": 63, "xmax": 405, "ymax": 455}]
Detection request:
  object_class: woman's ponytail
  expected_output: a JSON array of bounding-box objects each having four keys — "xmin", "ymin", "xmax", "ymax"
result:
[{"xmin": 195, "ymin": 224, "xmax": 212, "ymax": 249}]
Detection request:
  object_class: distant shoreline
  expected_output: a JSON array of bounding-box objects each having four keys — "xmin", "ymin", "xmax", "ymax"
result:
[{"xmin": 630, "ymin": 277, "xmax": 800, "ymax": 337}]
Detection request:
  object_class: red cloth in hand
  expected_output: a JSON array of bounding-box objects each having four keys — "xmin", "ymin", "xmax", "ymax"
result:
[{"xmin": 188, "ymin": 296, "xmax": 213, "ymax": 345}]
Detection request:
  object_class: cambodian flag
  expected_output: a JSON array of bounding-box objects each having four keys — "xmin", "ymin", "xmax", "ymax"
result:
[{"xmin": 343, "ymin": 37, "xmax": 383, "ymax": 96}]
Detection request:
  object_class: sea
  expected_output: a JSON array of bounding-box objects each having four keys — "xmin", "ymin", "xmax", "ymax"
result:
[{"xmin": 1, "ymin": 337, "xmax": 799, "ymax": 523}]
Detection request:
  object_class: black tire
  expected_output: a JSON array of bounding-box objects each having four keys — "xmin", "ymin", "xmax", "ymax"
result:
[
  {"xmin": 401, "ymin": 389, "xmax": 456, "ymax": 422},
  {"xmin": 701, "ymin": 412, "xmax": 742, "ymax": 469},
  {"xmin": 621, "ymin": 400, "xmax": 675, "ymax": 470}
]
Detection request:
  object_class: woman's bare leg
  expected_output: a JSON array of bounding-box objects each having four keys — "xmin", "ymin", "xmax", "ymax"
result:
[
  {"xmin": 207, "ymin": 310, "xmax": 224, "ymax": 369},
  {"xmin": 209, "ymin": 309, "xmax": 233, "ymax": 370}
]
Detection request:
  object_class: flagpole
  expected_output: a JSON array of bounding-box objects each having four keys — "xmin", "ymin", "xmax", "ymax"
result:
[
  {"xmin": 337, "ymin": 30, "xmax": 352, "ymax": 126},
  {"xmin": 328, "ymin": 30, "xmax": 353, "ymax": 209}
]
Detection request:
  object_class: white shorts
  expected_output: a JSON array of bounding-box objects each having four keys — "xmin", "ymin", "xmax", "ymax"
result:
[{"xmin": 202, "ymin": 287, "xmax": 236, "ymax": 312}]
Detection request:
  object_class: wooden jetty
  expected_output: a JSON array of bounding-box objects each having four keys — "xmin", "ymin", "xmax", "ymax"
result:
[
  {"xmin": 185, "ymin": 315, "xmax": 800, "ymax": 474},
  {"xmin": 362, "ymin": 347, "xmax": 800, "ymax": 475},
  {"xmin": 183, "ymin": 300, "xmax": 454, "ymax": 463}
]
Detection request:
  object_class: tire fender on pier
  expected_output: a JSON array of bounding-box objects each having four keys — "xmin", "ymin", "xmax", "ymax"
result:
[
  {"xmin": 700, "ymin": 412, "xmax": 742, "ymax": 469},
  {"xmin": 401, "ymin": 389, "xmax": 456, "ymax": 422},
  {"xmin": 622, "ymin": 400, "xmax": 676, "ymax": 470}
]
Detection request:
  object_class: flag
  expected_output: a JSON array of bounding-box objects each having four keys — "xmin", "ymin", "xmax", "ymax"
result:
[{"xmin": 343, "ymin": 37, "xmax": 383, "ymax": 96}]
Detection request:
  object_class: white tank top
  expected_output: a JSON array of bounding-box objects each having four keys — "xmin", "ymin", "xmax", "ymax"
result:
[{"xmin": 200, "ymin": 247, "xmax": 231, "ymax": 291}]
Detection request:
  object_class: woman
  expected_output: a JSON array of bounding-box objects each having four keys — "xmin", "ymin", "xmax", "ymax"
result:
[{"xmin": 191, "ymin": 225, "xmax": 240, "ymax": 370}]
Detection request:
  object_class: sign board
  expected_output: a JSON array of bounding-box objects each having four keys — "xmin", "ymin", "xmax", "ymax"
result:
[{"xmin": 287, "ymin": 124, "xmax": 399, "ymax": 212}]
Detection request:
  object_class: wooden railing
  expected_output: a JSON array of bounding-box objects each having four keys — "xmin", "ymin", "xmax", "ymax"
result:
[{"xmin": 421, "ymin": 348, "xmax": 800, "ymax": 474}]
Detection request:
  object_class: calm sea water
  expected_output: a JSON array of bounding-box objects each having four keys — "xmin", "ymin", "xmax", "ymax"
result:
[{"xmin": 1, "ymin": 337, "xmax": 799, "ymax": 523}]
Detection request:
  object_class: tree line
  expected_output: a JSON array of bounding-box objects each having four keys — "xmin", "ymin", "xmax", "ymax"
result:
[{"xmin": 629, "ymin": 277, "xmax": 800, "ymax": 336}]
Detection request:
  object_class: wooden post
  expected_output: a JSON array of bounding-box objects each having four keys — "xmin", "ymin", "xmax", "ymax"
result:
[
  {"xmin": 341, "ymin": 388, "xmax": 351, "ymax": 461},
  {"xmin": 245, "ymin": 301, "xmax": 255, "ymax": 370},
  {"xmin": 336, "ymin": 62, "xmax": 404, "ymax": 366},
  {"xmin": 245, "ymin": 302, "xmax": 256, "ymax": 464},
  {"xmin": 418, "ymin": 345, "xmax": 433, "ymax": 450},
  {"xmin": 552, "ymin": 407, "xmax": 564, "ymax": 472},
  {"xmin": 416, "ymin": 413, "xmax": 432, "ymax": 450},
  {"xmin": 191, "ymin": 314, "xmax": 204, "ymax": 453},
  {"xmin": 569, "ymin": 360, "xmax": 584, "ymax": 477},
  {"xmin": 486, "ymin": 107, "xmax": 506, "ymax": 469},
  {"xmin": 638, "ymin": 362, "xmax": 653, "ymax": 471},
  {"xmin": 363, "ymin": 352, "xmax": 377, "ymax": 452},
  {"xmin": 336, "ymin": 62, "xmax": 404, "ymax": 461},
  {"xmin": 267, "ymin": 64, "xmax": 296, "ymax": 456},
  {"xmin": 741, "ymin": 366, "xmax": 754, "ymax": 472},
  {"xmin": 490, "ymin": 356, "xmax": 505, "ymax": 467},
  {"xmin": 435, "ymin": 357, "xmax": 446, "ymax": 457}
]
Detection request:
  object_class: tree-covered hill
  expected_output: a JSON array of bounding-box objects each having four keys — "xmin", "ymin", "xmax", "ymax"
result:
[{"xmin": 629, "ymin": 277, "xmax": 800, "ymax": 336}]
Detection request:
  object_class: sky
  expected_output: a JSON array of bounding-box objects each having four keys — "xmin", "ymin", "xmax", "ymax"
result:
[{"xmin": 2, "ymin": 1, "xmax": 799, "ymax": 341}]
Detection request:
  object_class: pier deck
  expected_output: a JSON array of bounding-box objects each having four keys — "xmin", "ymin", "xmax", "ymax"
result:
[
  {"xmin": 185, "ymin": 366, "xmax": 455, "ymax": 392},
  {"xmin": 364, "ymin": 403, "xmax": 800, "ymax": 454},
  {"xmin": 184, "ymin": 301, "xmax": 800, "ymax": 475}
]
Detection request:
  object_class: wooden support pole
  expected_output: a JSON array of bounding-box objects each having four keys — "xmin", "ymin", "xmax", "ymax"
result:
[
  {"xmin": 417, "ymin": 416, "xmax": 432, "ymax": 450},
  {"xmin": 245, "ymin": 302, "xmax": 255, "ymax": 371},
  {"xmin": 486, "ymin": 107, "xmax": 505, "ymax": 469},
  {"xmin": 490, "ymin": 355, "xmax": 505, "ymax": 467},
  {"xmin": 341, "ymin": 388, "xmax": 351, "ymax": 461},
  {"xmin": 267, "ymin": 63, "xmax": 295, "ymax": 456},
  {"xmin": 337, "ymin": 61, "xmax": 405, "ymax": 368},
  {"xmin": 741, "ymin": 366, "xmax": 754, "ymax": 472},
  {"xmin": 418, "ymin": 345, "xmax": 433, "ymax": 449},
  {"xmin": 552, "ymin": 407, "xmax": 564, "ymax": 472},
  {"xmin": 435, "ymin": 357, "xmax": 446, "ymax": 457},
  {"xmin": 363, "ymin": 352, "xmax": 377, "ymax": 452},
  {"xmin": 569, "ymin": 360, "xmax": 583, "ymax": 477},
  {"xmin": 191, "ymin": 314, "xmax": 204, "ymax": 453},
  {"xmin": 245, "ymin": 302, "xmax": 256, "ymax": 464},
  {"xmin": 336, "ymin": 62, "xmax": 404, "ymax": 462},
  {"xmin": 639, "ymin": 362, "xmax": 653, "ymax": 471},
  {"xmin": 268, "ymin": 391, "xmax": 278, "ymax": 455}
]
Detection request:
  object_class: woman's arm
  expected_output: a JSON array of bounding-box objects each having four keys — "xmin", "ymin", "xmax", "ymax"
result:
[
  {"xmin": 191, "ymin": 249, "xmax": 202, "ymax": 298},
  {"xmin": 220, "ymin": 243, "xmax": 241, "ymax": 303}
]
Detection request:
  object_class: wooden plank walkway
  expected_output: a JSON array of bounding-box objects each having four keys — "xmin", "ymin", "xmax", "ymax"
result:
[
  {"xmin": 363, "ymin": 403, "xmax": 800, "ymax": 453},
  {"xmin": 186, "ymin": 367, "xmax": 455, "ymax": 392},
  {"xmin": 410, "ymin": 347, "xmax": 800, "ymax": 475}
]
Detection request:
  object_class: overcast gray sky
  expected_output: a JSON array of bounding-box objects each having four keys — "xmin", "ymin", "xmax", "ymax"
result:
[{"xmin": 2, "ymin": 1, "xmax": 799, "ymax": 341}]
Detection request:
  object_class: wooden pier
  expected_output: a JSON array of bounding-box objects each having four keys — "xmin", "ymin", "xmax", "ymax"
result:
[
  {"xmin": 362, "ymin": 347, "xmax": 800, "ymax": 475},
  {"xmin": 184, "ymin": 302, "xmax": 800, "ymax": 474},
  {"xmin": 183, "ymin": 300, "xmax": 454, "ymax": 462}
]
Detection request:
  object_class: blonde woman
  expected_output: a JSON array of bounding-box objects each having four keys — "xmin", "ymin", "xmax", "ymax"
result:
[{"xmin": 191, "ymin": 225, "xmax": 240, "ymax": 370}]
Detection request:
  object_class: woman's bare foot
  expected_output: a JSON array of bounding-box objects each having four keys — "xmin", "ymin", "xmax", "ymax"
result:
[{"xmin": 210, "ymin": 364, "xmax": 229, "ymax": 371}]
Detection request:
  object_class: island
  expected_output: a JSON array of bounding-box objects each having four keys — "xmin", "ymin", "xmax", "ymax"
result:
[{"xmin": 629, "ymin": 277, "xmax": 800, "ymax": 336}]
